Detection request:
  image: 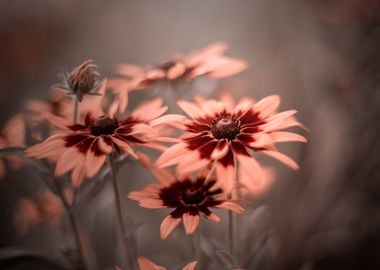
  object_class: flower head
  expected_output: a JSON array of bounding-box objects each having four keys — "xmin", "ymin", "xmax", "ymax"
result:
[
  {"xmin": 128, "ymin": 169, "xmax": 243, "ymax": 239},
  {"xmin": 53, "ymin": 59, "xmax": 103, "ymax": 102},
  {"xmin": 109, "ymin": 42, "xmax": 247, "ymax": 112},
  {"xmin": 156, "ymin": 95, "xmax": 307, "ymax": 192},
  {"xmin": 26, "ymin": 98, "xmax": 172, "ymax": 187}
]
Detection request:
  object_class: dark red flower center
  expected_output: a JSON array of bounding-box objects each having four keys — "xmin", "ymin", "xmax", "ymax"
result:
[
  {"xmin": 211, "ymin": 116, "xmax": 241, "ymax": 140},
  {"xmin": 182, "ymin": 187, "xmax": 206, "ymax": 205},
  {"xmin": 89, "ymin": 116, "xmax": 118, "ymax": 136}
]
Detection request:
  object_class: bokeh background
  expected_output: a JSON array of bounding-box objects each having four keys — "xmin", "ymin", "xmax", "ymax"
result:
[{"xmin": 1, "ymin": 0, "xmax": 380, "ymax": 269}]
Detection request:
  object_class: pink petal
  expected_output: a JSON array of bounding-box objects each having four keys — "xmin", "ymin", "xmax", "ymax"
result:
[
  {"xmin": 177, "ymin": 100, "xmax": 205, "ymax": 119},
  {"xmin": 160, "ymin": 215, "xmax": 181, "ymax": 239},
  {"xmin": 182, "ymin": 261, "xmax": 198, "ymax": 270},
  {"xmin": 137, "ymin": 256, "xmax": 166, "ymax": 270},
  {"xmin": 247, "ymin": 133, "xmax": 274, "ymax": 148},
  {"xmin": 262, "ymin": 150, "xmax": 299, "ymax": 170},
  {"xmin": 151, "ymin": 167, "xmax": 176, "ymax": 185},
  {"xmin": 85, "ymin": 144, "xmax": 107, "ymax": 178},
  {"xmin": 138, "ymin": 198, "xmax": 166, "ymax": 209},
  {"xmin": 270, "ymin": 131, "xmax": 307, "ymax": 143},
  {"xmin": 236, "ymin": 154, "xmax": 263, "ymax": 187},
  {"xmin": 115, "ymin": 64, "xmax": 145, "ymax": 77},
  {"xmin": 55, "ymin": 148, "xmax": 84, "ymax": 176},
  {"xmin": 111, "ymin": 137, "xmax": 138, "ymax": 158},
  {"xmin": 216, "ymin": 201, "xmax": 244, "ymax": 214},
  {"xmin": 215, "ymin": 161, "xmax": 235, "ymax": 194},
  {"xmin": 253, "ymin": 95, "xmax": 281, "ymax": 118},
  {"xmin": 155, "ymin": 143, "xmax": 188, "ymax": 168},
  {"xmin": 233, "ymin": 97, "xmax": 255, "ymax": 113},
  {"xmin": 71, "ymin": 163, "xmax": 86, "ymax": 188},
  {"xmin": 261, "ymin": 110, "xmax": 298, "ymax": 131},
  {"xmin": 150, "ymin": 114, "xmax": 187, "ymax": 128},
  {"xmin": 206, "ymin": 56, "xmax": 248, "ymax": 79},
  {"xmin": 205, "ymin": 212, "xmax": 220, "ymax": 222},
  {"xmin": 131, "ymin": 98, "xmax": 167, "ymax": 122},
  {"xmin": 210, "ymin": 140, "xmax": 229, "ymax": 160},
  {"xmin": 98, "ymin": 137, "xmax": 113, "ymax": 154},
  {"xmin": 182, "ymin": 213, "xmax": 200, "ymax": 234},
  {"xmin": 167, "ymin": 62, "xmax": 186, "ymax": 79}
]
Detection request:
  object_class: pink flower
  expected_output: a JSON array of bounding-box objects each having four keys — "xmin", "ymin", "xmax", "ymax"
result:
[
  {"xmin": 109, "ymin": 42, "xmax": 248, "ymax": 112},
  {"xmin": 26, "ymin": 98, "xmax": 174, "ymax": 187},
  {"xmin": 156, "ymin": 95, "xmax": 307, "ymax": 192},
  {"xmin": 52, "ymin": 59, "xmax": 104, "ymax": 102},
  {"xmin": 128, "ymin": 169, "xmax": 244, "ymax": 239}
]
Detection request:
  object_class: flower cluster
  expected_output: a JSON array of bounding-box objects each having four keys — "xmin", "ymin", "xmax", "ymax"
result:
[{"xmin": 1, "ymin": 42, "xmax": 307, "ymax": 270}]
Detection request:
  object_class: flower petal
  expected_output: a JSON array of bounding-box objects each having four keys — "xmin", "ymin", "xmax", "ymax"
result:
[
  {"xmin": 210, "ymin": 139, "xmax": 229, "ymax": 160},
  {"xmin": 182, "ymin": 213, "xmax": 200, "ymax": 235},
  {"xmin": 177, "ymin": 100, "xmax": 205, "ymax": 119},
  {"xmin": 254, "ymin": 95, "xmax": 280, "ymax": 118},
  {"xmin": 182, "ymin": 261, "xmax": 198, "ymax": 270},
  {"xmin": 155, "ymin": 143, "xmax": 188, "ymax": 168},
  {"xmin": 160, "ymin": 215, "xmax": 181, "ymax": 239},
  {"xmin": 270, "ymin": 131, "xmax": 307, "ymax": 143},
  {"xmin": 216, "ymin": 201, "xmax": 244, "ymax": 214},
  {"xmin": 137, "ymin": 256, "xmax": 166, "ymax": 270},
  {"xmin": 262, "ymin": 150, "xmax": 299, "ymax": 170}
]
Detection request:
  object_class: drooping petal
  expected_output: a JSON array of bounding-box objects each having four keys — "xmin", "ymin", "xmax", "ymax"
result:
[
  {"xmin": 216, "ymin": 201, "xmax": 244, "ymax": 213},
  {"xmin": 262, "ymin": 150, "xmax": 299, "ymax": 170},
  {"xmin": 182, "ymin": 212, "xmax": 200, "ymax": 234},
  {"xmin": 270, "ymin": 131, "xmax": 307, "ymax": 143},
  {"xmin": 55, "ymin": 147, "xmax": 84, "ymax": 176},
  {"xmin": 160, "ymin": 215, "xmax": 181, "ymax": 239}
]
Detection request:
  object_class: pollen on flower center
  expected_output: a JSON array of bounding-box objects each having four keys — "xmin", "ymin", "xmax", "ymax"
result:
[
  {"xmin": 89, "ymin": 116, "xmax": 118, "ymax": 136},
  {"xmin": 211, "ymin": 116, "xmax": 241, "ymax": 140}
]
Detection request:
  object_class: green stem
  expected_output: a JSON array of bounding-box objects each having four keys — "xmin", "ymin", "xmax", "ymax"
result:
[{"xmin": 108, "ymin": 155, "xmax": 135, "ymax": 269}]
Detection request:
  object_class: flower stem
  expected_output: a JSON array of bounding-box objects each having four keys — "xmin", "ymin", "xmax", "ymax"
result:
[
  {"xmin": 228, "ymin": 196, "xmax": 235, "ymax": 255},
  {"xmin": 73, "ymin": 97, "xmax": 79, "ymax": 124},
  {"xmin": 108, "ymin": 155, "xmax": 135, "ymax": 269},
  {"xmin": 52, "ymin": 178, "xmax": 87, "ymax": 270}
]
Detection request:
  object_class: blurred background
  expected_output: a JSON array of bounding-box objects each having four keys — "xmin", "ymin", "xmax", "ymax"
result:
[{"xmin": 0, "ymin": 0, "xmax": 380, "ymax": 269}]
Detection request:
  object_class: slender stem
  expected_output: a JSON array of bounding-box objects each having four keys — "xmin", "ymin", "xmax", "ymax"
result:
[
  {"xmin": 73, "ymin": 97, "xmax": 79, "ymax": 124},
  {"xmin": 228, "ymin": 195, "xmax": 234, "ymax": 254},
  {"xmin": 108, "ymin": 155, "xmax": 135, "ymax": 269},
  {"xmin": 52, "ymin": 178, "xmax": 87, "ymax": 270}
]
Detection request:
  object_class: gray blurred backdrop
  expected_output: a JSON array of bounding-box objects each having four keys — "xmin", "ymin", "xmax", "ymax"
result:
[{"xmin": 0, "ymin": 0, "xmax": 380, "ymax": 270}]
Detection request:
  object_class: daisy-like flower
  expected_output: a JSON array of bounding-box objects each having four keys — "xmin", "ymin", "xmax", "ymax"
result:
[
  {"xmin": 52, "ymin": 59, "xmax": 103, "ymax": 102},
  {"xmin": 26, "ymin": 98, "xmax": 176, "ymax": 187},
  {"xmin": 128, "ymin": 168, "xmax": 244, "ymax": 239},
  {"xmin": 109, "ymin": 42, "xmax": 248, "ymax": 112},
  {"xmin": 156, "ymin": 95, "xmax": 307, "ymax": 192}
]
